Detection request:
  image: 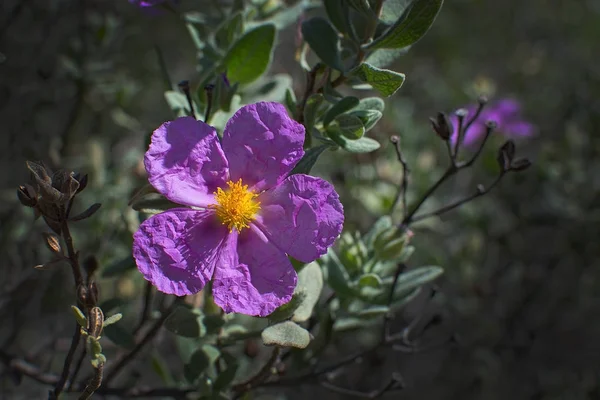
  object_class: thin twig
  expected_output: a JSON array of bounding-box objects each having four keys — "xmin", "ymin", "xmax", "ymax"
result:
[
  {"xmin": 102, "ymin": 297, "xmax": 179, "ymax": 387},
  {"xmin": 133, "ymin": 282, "xmax": 154, "ymax": 336},
  {"xmin": 0, "ymin": 349, "xmax": 196, "ymax": 398},
  {"xmin": 232, "ymin": 346, "xmax": 281, "ymax": 394},
  {"xmin": 401, "ymin": 166, "xmax": 456, "ymax": 226},
  {"xmin": 410, "ymin": 173, "xmax": 505, "ymax": 222},
  {"xmin": 382, "ymin": 263, "xmax": 406, "ymax": 341},
  {"xmin": 51, "ymin": 324, "xmax": 81, "ymax": 399},
  {"xmin": 78, "ymin": 363, "xmax": 103, "ymax": 400},
  {"xmin": 61, "ymin": 220, "xmax": 84, "ymax": 287},
  {"xmin": 401, "ymin": 119, "xmax": 498, "ymax": 227},
  {"xmin": 319, "ymin": 375, "xmax": 402, "ymax": 399},
  {"xmin": 389, "ymin": 136, "xmax": 410, "ymax": 217},
  {"xmin": 296, "ymin": 63, "xmax": 322, "ymax": 124},
  {"xmin": 66, "ymin": 345, "xmax": 87, "ymax": 391}
]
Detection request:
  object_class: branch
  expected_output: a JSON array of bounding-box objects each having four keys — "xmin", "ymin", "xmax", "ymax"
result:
[
  {"xmin": 295, "ymin": 63, "xmax": 321, "ymax": 124},
  {"xmin": 401, "ymin": 120, "xmax": 497, "ymax": 227},
  {"xmin": 319, "ymin": 374, "xmax": 403, "ymax": 399},
  {"xmin": 51, "ymin": 322, "xmax": 81, "ymax": 399},
  {"xmin": 232, "ymin": 346, "xmax": 281, "ymax": 394},
  {"xmin": 410, "ymin": 173, "xmax": 505, "ymax": 223},
  {"xmin": 389, "ymin": 136, "xmax": 410, "ymax": 217},
  {"xmin": 0, "ymin": 349, "xmax": 196, "ymax": 399},
  {"xmin": 133, "ymin": 282, "xmax": 154, "ymax": 336},
  {"xmin": 78, "ymin": 363, "xmax": 103, "ymax": 400},
  {"xmin": 67, "ymin": 345, "xmax": 87, "ymax": 391},
  {"xmin": 102, "ymin": 297, "xmax": 179, "ymax": 387}
]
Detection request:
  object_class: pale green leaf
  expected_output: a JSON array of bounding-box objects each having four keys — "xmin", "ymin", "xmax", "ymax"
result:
[
  {"xmin": 292, "ymin": 262, "xmax": 324, "ymax": 322},
  {"xmin": 350, "ymin": 63, "xmax": 405, "ymax": 97},
  {"xmin": 262, "ymin": 321, "xmax": 311, "ymax": 348}
]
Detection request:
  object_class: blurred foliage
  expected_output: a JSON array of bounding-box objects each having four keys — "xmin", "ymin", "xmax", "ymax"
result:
[{"xmin": 1, "ymin": 0, "xmax": 599, "ymax": 399}]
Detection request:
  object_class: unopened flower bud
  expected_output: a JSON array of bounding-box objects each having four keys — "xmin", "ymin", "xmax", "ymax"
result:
[
  {"xmin": 497, "ymin": 140, "xmax": 516, "ymax": 171},
  {"xmin": 42, "ymin": 232, "xmax": 62, "ymax": 255},
  {"xmin": 429, "ymin": 112, "xmax": 453, "ymax": 140},
  {"xmin": 75, "ymin": 173, "xmax": 88, "ymax": 194},
  {"xmin": 510, "ymin": 158, "xmax": 532, "ymax": 171},
  {"xmin": 17, "ymin": 185, "xmax": 37, "ymax": 207}
]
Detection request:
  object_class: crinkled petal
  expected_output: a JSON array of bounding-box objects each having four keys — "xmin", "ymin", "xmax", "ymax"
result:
[
  {"xmin": 254, "ymin": 174, "xmax": 344, "ymax": 263},
  {"xmin": 221, "ymin": 102, "xmax": 305, "ymax": 192},
  {"xmin": 133, "ymin": 209, "xmax": 227, "ymax": 296},
  {"xmin": 145, "ymin": 117, "xmax": 229, "ymax": 207},
  {"xmin": 212, "ymin": 227, "xmax": 297, "ymax": 317}
]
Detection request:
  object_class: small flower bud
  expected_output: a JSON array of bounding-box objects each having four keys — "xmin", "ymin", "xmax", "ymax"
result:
[
  {"xmin": 17, "ymin": 185, "xmax": 37, "ymax": 207},
  {"xmin": 477, "ymin": 95, "xmax": 488, "ymax": 106},
  {"xmin": 497, "ymin": 140, "xmax": 516, "ymax": 171},
  {"xmin": 455, "ymin": 108, "xmax": 468, "ymax": 119},
  {"xmin": 42, "ymin": 232, "xmax": 62, "ymax": 255},
  {"xmin": 510, "ymin": 158, "xmax": 532, "ymax": 171},
  {"xmin": 429, "ymin": 112, "xmax": 453, "ymax": 140},
  {"xmin": 75, "ymin": 173, "xmax": 88, "ymax": 194}
]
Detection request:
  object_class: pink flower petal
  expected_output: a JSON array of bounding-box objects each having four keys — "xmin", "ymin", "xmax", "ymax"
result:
[
  {"xmin": 133, "ymin": 209, "xmax": 228, "ymax": 296},
  {"xmin": 145, "ymin": 117, "xmax": 229, "ymax": 207},
  {"xmin": 254, "ymin": 174, "xmax": 344, "ymax": 263},
  {"xmin": 221, "ymin": 102, "xmax": 305, "ymax": 192},
  {"xmin": 212, "ymin": 227, "xmax": 297, "ymax": 317}
]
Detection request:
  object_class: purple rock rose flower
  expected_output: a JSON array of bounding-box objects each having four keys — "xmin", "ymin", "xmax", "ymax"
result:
[
  {"xmin": 129, "ymin": 0, "xmax": 170, "ymax": 7},
  {"xmin": 133, "ymin": 102, "xmax": 344, "ymax": 317},
  {"xmin": 451, "ymin": 98, "xmax": 535, "ymax": 148}
]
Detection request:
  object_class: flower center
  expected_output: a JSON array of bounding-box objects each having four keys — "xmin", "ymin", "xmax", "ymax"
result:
[{"xmin": 210, "ymin": 179, "xmax": 260, "ymax": 232}]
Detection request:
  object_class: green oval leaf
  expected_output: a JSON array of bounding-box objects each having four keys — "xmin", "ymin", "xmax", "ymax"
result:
[
  {"xmin": 103, "ymin": 323, "xmax": 135, "ymax": 349},
  {"xmin": 213, "ymin": 352, "xmax": 239, "ymax": 391},
  {"xmin": 328, "ymin": 131, "xmax": 381, "ymax": 153},
  {"xmin": 290, "ymin": 144, "xmax": 332, "ymax": 175},
  {"xmin": 365, "ymin": 0, "xmax": 444, "ymax": 50},
  {"xmin": 262, "ymin": 321, "xmax": 311, "ymax": 348},
  {"xmin": 393, "ymin": 266, "xmax": 443, "ymax": 298},
  {"xmin": 303, "ymin": 93, "xmax": 325, "ymax": 134},
  {"xmin": 358, "ymin": 273, "xmax": 382, "ymax": 288},
  {"xmin": 292, "ymin": 262, "xmax": 324, "ymax": 322},
  {"xmin": 323, "ymin": 249, "xmax": 356, "ymax": 297},
  {"xmin": 164, "ymin": 306, "xmax": 205, "ymax": 338},
  {"xmin": 348, "ymin": 109, "xmax": 383, "ymax": 131},
  {"xmin": 323, "ymin": 0, "xmax": 352, "ymax": 35},
  {"xmin": 323, "ymin": 96, "xmax": 360, "ymax": 126},
  {"xmin": 223, "ymin": 24, "xmax": 276, "ymax": 84},
  {"xmin": 184, "ymin": 348, "xmax": 211, "ymax": 384},
  {"xmin": 267, "ymin": 290, "xmax": 307, "ymax": 323},
  {"xmin": 301, "ymin": 17, "xmax": 343, "ymax": 70},
  {"xmin": 350, "ymin": 63, "xmax": 406, "ymax": 97},
  {"xmin": 327, "ymin": 114, "xmax": 365, "ymax": 139}
]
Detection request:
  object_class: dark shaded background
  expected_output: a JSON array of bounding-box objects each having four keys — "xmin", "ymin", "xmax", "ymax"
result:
[{"xmin": 1, "ymin": 0, "xmax": 599, "ymax": 399}]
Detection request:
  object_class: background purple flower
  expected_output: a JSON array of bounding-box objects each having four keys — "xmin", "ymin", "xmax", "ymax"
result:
[
  {"xmin": 451, "ymin": 98, "xmax": 535, "ymax": 148},
  {"xmin": 129, "ymin": 0, "xmax": 171, "ymax": 7},
  {"xmin": 133, "ymin": 102, "xmax": 344, "ymax": 317}
]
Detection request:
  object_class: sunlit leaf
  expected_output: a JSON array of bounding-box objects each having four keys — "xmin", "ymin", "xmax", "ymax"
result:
[
  {"xmin": 262, "ymin": 321, "xmax": 311, "ymax": 348},
  {"xmin": 365, "ymin": 0, "xmax": 444, "ymax": 50},
  {"xmin": 223, "ymin": 24, "xmax": 276, "ymax": 84},
  {"xmin": 350, "ymin": 63, "xmax": 405, "ymax": 97}
]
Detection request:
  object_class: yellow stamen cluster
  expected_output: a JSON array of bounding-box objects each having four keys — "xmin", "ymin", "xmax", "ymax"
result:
[{"xmin": 210, "ymin": 179, "xmax": 260, "ymax": 232}]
